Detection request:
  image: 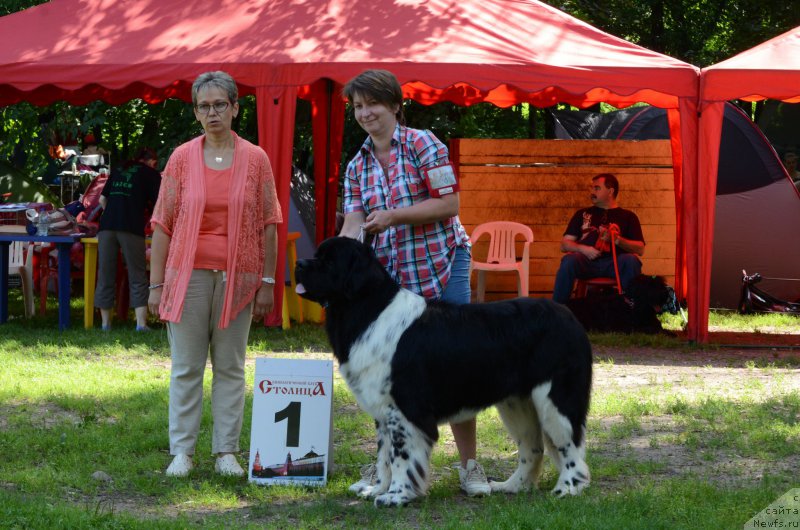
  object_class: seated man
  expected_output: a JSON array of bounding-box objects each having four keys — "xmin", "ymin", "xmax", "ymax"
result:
[{"xmin": 552, "ymin": 173, "xmax": 645, "ymax": 303}]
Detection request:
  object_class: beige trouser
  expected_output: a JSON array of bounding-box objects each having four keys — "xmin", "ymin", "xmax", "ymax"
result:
[{"xmin": 167, "ymin": 269, "xmax": 253, "ymax": 455}]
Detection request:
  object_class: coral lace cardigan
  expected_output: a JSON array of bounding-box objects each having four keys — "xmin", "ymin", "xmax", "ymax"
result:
[{"xmin": 151, "ymin": 132, "xmax": 282, "ymax": 328}]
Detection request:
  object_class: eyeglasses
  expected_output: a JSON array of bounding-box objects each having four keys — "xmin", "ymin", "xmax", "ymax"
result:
[{"xmin": 195, "ymin": 101, "xmax": 230, "ymax": 115}]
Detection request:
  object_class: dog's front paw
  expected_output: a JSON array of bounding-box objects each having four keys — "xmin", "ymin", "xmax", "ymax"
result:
[
  {"xmin": 374, "ymin": 490, "xmax": 416, "ymax": 507},
  {"xmin": 355, "ymin": 481, "xmax": 389, "ymax": 499},
  {"xmin": 348, "ymin": 463, "xmax": 390, "ymax": 498},
  {"xmin": 349, "ymin": 483, "xmax": 375, "ymax": 498},
  {"xmin": 489, "ymin": 478, "xmax": 531, "ymax": 494},
  {"xmin": 551, "ymin": 467, "xmax": 590, "ymax": 497}
]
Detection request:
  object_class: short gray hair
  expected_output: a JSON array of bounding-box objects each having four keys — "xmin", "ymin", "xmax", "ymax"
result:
[{"xmin": 192, "ymin": 71, "xmax": 238, "ymax": 106}]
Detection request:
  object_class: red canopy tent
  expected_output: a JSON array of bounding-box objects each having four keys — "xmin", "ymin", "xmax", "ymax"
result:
[
  {"xmin": 0, "ymin": 0, "xmax": 708, "ymax": 338},
  {"xmin": 698, "ymin": 26, "xmax": 800, "ymax": 338}
]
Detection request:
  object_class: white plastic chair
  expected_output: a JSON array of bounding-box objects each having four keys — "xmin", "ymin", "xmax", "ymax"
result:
[
  {"xmin": 470, "ymin": 221, "xmax": 534, "ymax": 302},
  {"xmin": 8, "ymin": 241, "xmax": 35, "ymax": 317}
]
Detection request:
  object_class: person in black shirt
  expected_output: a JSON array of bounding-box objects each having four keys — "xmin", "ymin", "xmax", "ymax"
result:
[
  {"xmin": 95, "ymin": 147, "xmax": 161, "ymax": 330},
  {"xmin": 552, "ymin": 173, "xmax": 645, "ymax": 303}
]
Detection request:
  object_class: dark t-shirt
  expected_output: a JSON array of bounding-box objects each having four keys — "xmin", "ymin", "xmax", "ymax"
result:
[
  {"xmin": 563, "ymin": 206, "xmax": 644, "ymax": 257},
  {"xmin": 98, "ymin": 162, "xmax": 161, "ymax": 236}
]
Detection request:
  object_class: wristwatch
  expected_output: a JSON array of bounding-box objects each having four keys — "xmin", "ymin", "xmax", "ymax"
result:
[{"xmin": 261, "ymin": 277, "xmax": 276, "ymax": 285}]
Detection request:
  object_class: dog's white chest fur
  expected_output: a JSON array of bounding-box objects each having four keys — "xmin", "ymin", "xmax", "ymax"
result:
[{"xmin": 340, "ymin": 289, "xmax": 426, "ymax": 418}]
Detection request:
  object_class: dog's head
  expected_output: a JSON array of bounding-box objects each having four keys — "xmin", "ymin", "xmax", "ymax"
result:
[
  {"xmin": 625, "ymin": 275, "xmax": 680, "ymax": 315},
  {"xmin": 295, "ymin": 236, "xmax": 393, "ymax": 307}
]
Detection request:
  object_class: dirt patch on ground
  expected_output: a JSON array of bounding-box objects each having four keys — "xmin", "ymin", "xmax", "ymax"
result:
[{"xmin": 587, "ymin": 344, "xmax": 800, "ymax": 491}]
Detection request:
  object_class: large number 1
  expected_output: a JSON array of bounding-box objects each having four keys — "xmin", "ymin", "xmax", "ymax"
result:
[{"xmin": 274, "ymin": 401, "xmax": 301, "ymax": 447}]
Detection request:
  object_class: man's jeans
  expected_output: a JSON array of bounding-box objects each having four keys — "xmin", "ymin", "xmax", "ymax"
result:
[{"xmin": 552, "ymin": 252, "xmax": 642, "ymax": 303}]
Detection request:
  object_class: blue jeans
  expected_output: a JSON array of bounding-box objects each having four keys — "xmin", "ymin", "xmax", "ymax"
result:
[
  {"xmin": 552, "ymin": 252, "xmax": 642, "ymax": 303},
  {"xmin": 440, "ymin": 246, "xmax": 471, "ymax": 305}
]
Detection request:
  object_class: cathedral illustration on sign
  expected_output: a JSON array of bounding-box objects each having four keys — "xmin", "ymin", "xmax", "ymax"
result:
[{"xmin": 251, "ymin": 447, "xmax": 325, "ymax": 479}]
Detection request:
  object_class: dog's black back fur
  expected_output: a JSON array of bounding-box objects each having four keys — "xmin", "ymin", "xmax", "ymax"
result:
[
  {"xmin": 296, "ymin": 237, "xmax": 593, "ymax": 446},
  {"xmin": 391, "ymin": 296, "xmax": 592, "ymax": 443},
  {"xmin": 564, "ymin": 274, "xmax": 673, "ymax": 334}
]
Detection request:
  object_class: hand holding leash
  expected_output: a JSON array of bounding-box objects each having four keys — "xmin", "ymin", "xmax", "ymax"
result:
[
  {"xmin": 594, "ymin": 226, "xmax": 612, "ymax": 253},
  {"xmin": 363, "ymin": 210, "xmax": 393, "ymax": 234}
]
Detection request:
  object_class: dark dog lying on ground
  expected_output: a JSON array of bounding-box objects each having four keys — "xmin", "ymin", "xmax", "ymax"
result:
[{"xmin": 564, "ymin": 275, "xmax": 680, "ymax": 334}]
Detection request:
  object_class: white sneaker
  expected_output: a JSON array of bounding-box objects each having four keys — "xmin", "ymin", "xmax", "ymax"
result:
[
  {"xmin": 215, "ymin": 454, "xmax": 245, "ymax": 477},
  {"xmin": 166, "ymin": 454, "xmax": 193, "ymax": 477},
  {"xmin": 348, "ymin": 463, "xmax": 377, "ymax": 494},
  {"xmin": 458, "ymin": 459, "xmax": 491, "ymax": 496}
]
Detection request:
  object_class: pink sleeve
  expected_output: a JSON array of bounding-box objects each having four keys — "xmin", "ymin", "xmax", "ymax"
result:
[{"xmin": 261, "ymin": 153, "xmax": 282, "ymax": 225}]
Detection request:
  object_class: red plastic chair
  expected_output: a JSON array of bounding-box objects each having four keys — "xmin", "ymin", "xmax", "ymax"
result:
[
  {"xmin": 470, "ymin": 221, "xmax": 534, "ymax": 302},
  {"xmin": 573, "ymin": 277, "xmax": 618, "ymax": 298}
]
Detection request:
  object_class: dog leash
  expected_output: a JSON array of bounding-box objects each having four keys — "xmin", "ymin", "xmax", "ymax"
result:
[
  {"xmin": 608, "ymin": 225, "xmax": 623, "ymax": 295},
  {"xmin": 357, "ymin": 223, "xmax": 375, "ymax": 248}
]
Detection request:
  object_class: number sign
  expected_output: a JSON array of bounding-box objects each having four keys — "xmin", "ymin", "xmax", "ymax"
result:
[{"xmin": 248, "ymin": 358, "xmax": 333, "ymax": 486}]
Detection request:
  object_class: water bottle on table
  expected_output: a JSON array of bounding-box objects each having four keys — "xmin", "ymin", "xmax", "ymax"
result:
[{"xmin": 37, "ymin": 208, "xmax": 50, "ymax": 237}]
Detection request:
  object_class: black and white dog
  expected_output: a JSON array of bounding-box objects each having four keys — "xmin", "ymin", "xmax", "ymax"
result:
[
  {"xmin": 295, "ymin": 237, "xmax": 593, "ymax": 507},
  {"xmin": 564, "ymin": 275, "xmax": 680, "ymax": 334}
]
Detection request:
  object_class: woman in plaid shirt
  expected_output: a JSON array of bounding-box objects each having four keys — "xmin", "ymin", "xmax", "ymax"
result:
[{"xmin": 339, "ymin": 69, "xmax": 490, "ymax": 497}]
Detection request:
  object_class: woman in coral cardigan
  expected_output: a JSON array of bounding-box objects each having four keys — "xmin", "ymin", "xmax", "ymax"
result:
[{"xmin": 148, "ymin": 71, "xmax": 282, "ymax": 478}]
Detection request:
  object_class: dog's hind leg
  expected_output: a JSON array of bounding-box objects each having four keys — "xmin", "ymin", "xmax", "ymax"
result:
[
  {"xmin": 531, "ymin": 383, "xmax": 590, "ymax": 497},
  {"xmin": 489, "ymin": 397, "xmax": 544, "ymax": 494},
  {"xmin": 373, "ymin": 405, "xmax": 433, "ymax": 507}
]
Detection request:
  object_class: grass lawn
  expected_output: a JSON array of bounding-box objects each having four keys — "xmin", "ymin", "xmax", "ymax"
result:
[{"xmin": 1, "ymin": 291, "xmax": 799, "ymax": 528}]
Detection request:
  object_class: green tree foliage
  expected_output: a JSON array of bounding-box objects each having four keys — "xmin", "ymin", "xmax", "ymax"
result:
[
  {"xmin": 544, "ymin": 0, "xmax": 800, "ymax": 66},
  {"xmin": 0, "ymin": 95, "xmax": 257, "ymax": 182},
  {"xmin": 0, "ymin": 0, "xmax": 46, "ymax": 17}
]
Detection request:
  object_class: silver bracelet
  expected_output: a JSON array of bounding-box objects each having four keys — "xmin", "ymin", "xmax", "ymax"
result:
[
  {"xmin": 261, "ymin": 277, "xmax": 276, "ymax": 285},
  {"xmin": 148, "ymin": 283, "xmax": 164, "ymax": 290}
]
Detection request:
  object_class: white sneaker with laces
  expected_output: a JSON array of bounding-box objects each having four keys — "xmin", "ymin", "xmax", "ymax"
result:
[
  {"xmin": 166, "ymin": 454, "xmax": 193, "ymax": 477},
  {"xmin": 215, "ymin": 454, "xmax": 245, "ymax": 477},
  {"xmin": 348, "ymin": 463, "xmax": 377, "ymax": 494},
  {"xmin": 458, "ymin": 459, "xmax": 492, "ymax": 496}
]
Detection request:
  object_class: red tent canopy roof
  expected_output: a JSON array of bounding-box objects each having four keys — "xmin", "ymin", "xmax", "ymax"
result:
[
  {"xmin": 701, "ymin": 26, "xmax": 800, "ymax": 103},
  {"xmin": 0, "ymin": 0, "xmax": 698, "ymax": 108},
  {"xmin": 1, "ymin": 0, "xmax": 713, "ymax": 341}
]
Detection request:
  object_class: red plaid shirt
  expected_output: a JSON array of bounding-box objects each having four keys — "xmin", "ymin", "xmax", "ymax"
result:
[{"xmin": 344, "ymin": 125, "xmax": 469, "ymax": 300}]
